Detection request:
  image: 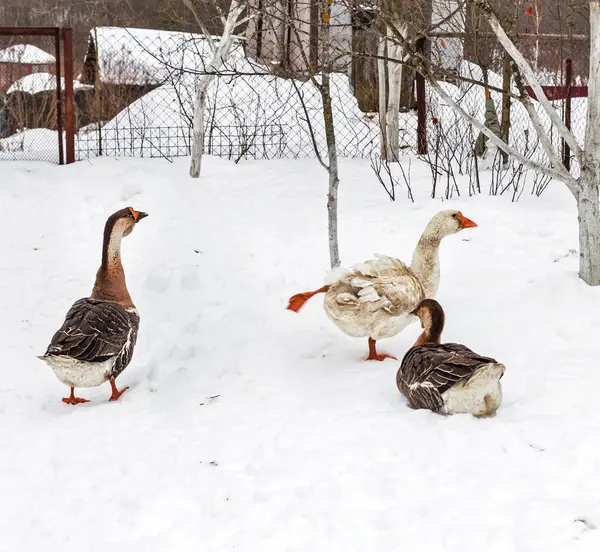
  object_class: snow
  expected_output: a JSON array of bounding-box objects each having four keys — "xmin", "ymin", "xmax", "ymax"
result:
[
  {"xmin": 0, "ymin": 44, "xmax": 55, "ymax": 64},
  {"xmin": 6, "ymin": 72, "xmax": 90, "ymax": 95},
  {"xmin": 2, "ymin": 154, "xmax": 600, "ymax": 550},
  {"xmin": 1, "ymin": 36, "xmax": 582, "ymax": 170},
  {"xmin": 0, "ymin": 129, "xmax": 61, "ymax": 163},
  {"xmin": 76, "ymin": 72, "xmax": 380, "ymax": 160},
  {"xmin": 73, "ymin": 59, "xmax": 585, "ymax": 167},
  {"xmin": 88, "ymin": 26, "xmax": 259, "ymax": 86}
]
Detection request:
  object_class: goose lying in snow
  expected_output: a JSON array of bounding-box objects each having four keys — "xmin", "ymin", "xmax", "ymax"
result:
[{"xmin": 396, "ymin": 299, "xmax": 505, "ymax": 417}]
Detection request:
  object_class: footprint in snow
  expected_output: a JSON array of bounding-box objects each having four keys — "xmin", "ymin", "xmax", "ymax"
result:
[
  {"xmin": 575, "ymin": 518, "xmax": 596, "ymax": 532},
  {"xmin": 554, "ymin": 249, "xmax": 578, "ymax": 263},
  {"xmin": 145, "ymin": 269, "xmax": 171, "ymax": 293},
  {"xmin": 180, "ymin": 268, "xmax": 200, "ymax": 290},
  {"xmin": 120, "ymin": 184, "xmax": 142, "ymax": 202}
]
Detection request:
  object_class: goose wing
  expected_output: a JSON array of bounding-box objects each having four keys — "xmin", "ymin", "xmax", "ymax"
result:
[
  {"xmin": 44, "ymin": 298, "xmax": 137, "ymax": 363},
  {"xmin": 334, "ymin": 255, "xmax": 424, "ymax": 315},
  {"xmin": 398, "ymin": 343, "xmax": 499, "ymax": 411}
]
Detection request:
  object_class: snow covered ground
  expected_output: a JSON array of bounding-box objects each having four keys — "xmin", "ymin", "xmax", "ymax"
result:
[{"xmin": 2, "ymin": 155, "xmax": 600, "ymax": 551}]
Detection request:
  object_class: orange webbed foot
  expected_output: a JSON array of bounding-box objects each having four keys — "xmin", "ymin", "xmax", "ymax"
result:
[
  {"xmin": 108, "ymin": 378, "xmax": 129, "ymax": 401},
  {"xmin": 365, "ymin": 352, "xmax": 398, "ymax": 362},
  {"xmin": 366, "ymin": 338, "xmax": 397, "ymax": 361},
  {"xmin": 62, "ymin": 387, "xmax": 89, "ymax": 405}
]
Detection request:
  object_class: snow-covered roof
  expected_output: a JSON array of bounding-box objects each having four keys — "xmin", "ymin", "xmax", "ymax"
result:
[
  {"xmin": 85, "ymin": 26, "xmax": 261, "ymax": 86},
  {"xmin": 7, "ymin": 72, "xmax": 91, "ymax": 94},
  {"xmin": 92, "ymin": 71, "xmax": 381, "ymax": 160},
  {"xmin": 0, "ymin": 44, "xmax": 55, "ymax": 65}
]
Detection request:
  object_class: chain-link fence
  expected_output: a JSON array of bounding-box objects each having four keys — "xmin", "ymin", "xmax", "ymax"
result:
[
  {"xmin": 71, "ymin": 26, "xmax": 386, "ymax": 162},
  {"xmin": 423, "ymin": 31, "xmax": 588, "ymax": 181},
  {"xmin": 69, "ymin": 25, "xmax": 587, "ymax": 166},
  {"xmin": 0, "ymin": 20, "xmax": 590, "ymax": 176}
]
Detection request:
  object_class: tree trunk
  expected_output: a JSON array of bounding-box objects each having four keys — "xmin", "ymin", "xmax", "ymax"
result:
[
  {"xmin": 578, "ymin": 0, "xmax": 600, "ymax": 284},
  {"xmin": 385, "ymin": 51, "xmax": 402, "ymax": 161},
  {"xmin": 321, "ymin": 0, "xmax": 340, "ymax": 268},
  {"xmin": 322, "ymin": 78, "xmax": 340, "ymax": 268},
  {"xmin": 378, "ymin": 33, "xmax": 388, "ymax": 159},
  {"xmin": 384, "ymin": 21, "xmax": 408, "ymax": 163},
  {"xmin": 577, "ymin": 163, "xmax": 600, "ymax": 285},
  {"xmin": 189, "ymin": 85, "xmax": 208, "ymax": 178},
  {"xmin": 189, "ymin": 0, "xmax": 245, "ymax": 178}
]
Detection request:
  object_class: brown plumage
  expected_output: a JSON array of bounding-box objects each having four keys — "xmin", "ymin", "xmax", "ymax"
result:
[
  {"xmin": 38, "ymin": 207, "xmax": 147, "ymax": 404},
  {"xmin": 44, "ymin": 298, "xmax": 139, "ymax": 378},
  {"xmin": 396, "ymin": 299, "xmax": 505, "ymax": 416},
  {"xmin": 397, "ymin": 342, "xmax": 501, "ymax": 413}
]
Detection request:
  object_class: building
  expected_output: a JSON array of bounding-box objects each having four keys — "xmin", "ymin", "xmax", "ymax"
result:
[
  {"xmin": 78, "ymin": 26, "xmax": 256, "ymax": 127},
  {"xmin": 0, "ymin": 44, "xmax": 55, "ymax": 93}
]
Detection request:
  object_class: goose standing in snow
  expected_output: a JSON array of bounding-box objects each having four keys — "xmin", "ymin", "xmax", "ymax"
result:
[
  {"xmin": 38, "ymin": 207, "xmax": 148, "ymax": 404},
  {"xmin": 287, "ymin": 210, "xmax": 477, "ymax": 360},
  {"xmin": 397, "ymin": 299, "xmax": 504, "ymax": 417}
]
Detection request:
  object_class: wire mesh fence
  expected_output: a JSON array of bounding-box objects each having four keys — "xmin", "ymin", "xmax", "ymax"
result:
[
  {"xmin": 68, "ymin": 24, "xmax": 588, "ymax": 172},
  {"xmin": 70, "ymin": 26, "xmax": 386, "ymax": 162},
  {"xmin": 424, "ymin": 32, "xmax": 589, "ymax": 179},
  {"xmin": 0, "ymin": 17, "xmax": 590, "ymax": 177}
]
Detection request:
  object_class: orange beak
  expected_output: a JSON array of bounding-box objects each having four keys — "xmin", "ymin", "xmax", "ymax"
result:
[
  {"xmin": 457, "ymin": 211, "xmax": 477, "ymax": 229},
  {"xmin": 128, "ymin": 207, "xmax": 148, "ymax": 222}
]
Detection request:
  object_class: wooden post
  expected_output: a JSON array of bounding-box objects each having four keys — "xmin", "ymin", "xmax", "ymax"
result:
[
  {"xmin": 501, "ymin": 54, "xmax": 511, "ymax": 142},
  {"xmin": 415, "ymin": 37, "xmax": 427, "ymax": 154},
  {"xmin": 54, "ymin": 28, "xmax": 64, "ymax": 165},
  {"xmin": 562, "ymin": 58, "xmax": 572, "ymax": 171},
  {"xmin": 62, "ymin": 28, "xmax": 75, "ymax": 164}
]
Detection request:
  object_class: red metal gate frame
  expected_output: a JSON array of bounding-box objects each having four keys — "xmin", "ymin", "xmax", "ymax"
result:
[{"xmin": 0, "ymin": 26, "xmax": 75, "ymax": 164}]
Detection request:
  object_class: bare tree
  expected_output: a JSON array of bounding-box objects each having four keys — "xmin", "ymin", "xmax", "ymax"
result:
[
  {"xmin": 377, "ymin": 0, "xmax": 427, "ymax": 162},
  {"xmin": 357, "ymin": 0, "xmax": 600, "ymax": 285},
  {"xmin": 188, "ymin": 0, "xmax": 247, "ymax": 177},
  {"xmin": 245, "ymin": 0, "xmax": 342, "ymax": 268},
  {"xmin": 321, "ymin": 0, "xmax": 341, "ymax": 268}
]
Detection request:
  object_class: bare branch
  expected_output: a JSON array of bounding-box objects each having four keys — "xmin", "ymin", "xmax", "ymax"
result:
[
  {"xmin": 472, "ymin": 0, "xmax": 583, "ymax": 163},
  {"xmin": 182, "ymin": 0, "xmax": 217, "ymax": 53},
  {"xmin": 290, "ymin": 78, "xmax": 328, "ymax": 170},
  {"xmin": 427, "ymin": 77, "xmax": 579, "ymax": 193},
  {"xmin": 511, "ymin": 63, "xmax": 572, "ymax": 182},
  {"xmin": 426, "ymin": 4, "xmax": 464, "ymax": 35},
  {"xmin": 350, "ymin": 50, "xmax": 521, "ymax": 100}
]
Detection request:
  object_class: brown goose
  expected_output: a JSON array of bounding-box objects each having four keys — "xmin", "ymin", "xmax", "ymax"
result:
[
  {"xmin": 396, "ymin": 299, "xmax": 505, "ymax": 417},
  {"xmin": 38, "ymin": 207, "xmax": 148, "ymax": 404}
]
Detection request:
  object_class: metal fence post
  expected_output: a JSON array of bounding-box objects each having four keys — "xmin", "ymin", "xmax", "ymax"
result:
[
  {"xmin": 415, "ymin": 37, "xmax": 427, "ymax": 155},
  {"xmin": 501, "ymin": 54, "xmax": 511, "ymax": 142},
  {"xmin": 53, "ymin": 27, "xmax": 64, "ymax": 165},
  {"xmin": 62, "ymin": 28, "xmax": 75, "ymax": 164},
  {"xmin": 562, "ymin": 58, "xmax": 572, "ymax": 171}
]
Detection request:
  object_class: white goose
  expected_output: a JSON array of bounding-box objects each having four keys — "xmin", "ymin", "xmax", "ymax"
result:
[{"xmin": 287, "ymin": 210, "xmax": 477, "ymax": 360}]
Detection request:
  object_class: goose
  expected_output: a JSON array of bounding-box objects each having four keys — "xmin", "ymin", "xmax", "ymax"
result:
[
  {"xmin": 287, "ymin": 210, "xmax": 477, "ymax": 360},
  {"xmin": 38, "ymin": 207, "xmax": 148, "ymax": 404},
  {"xmin": 397, "ymin": 299, "xmax": 505, "ymax": 417}
]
